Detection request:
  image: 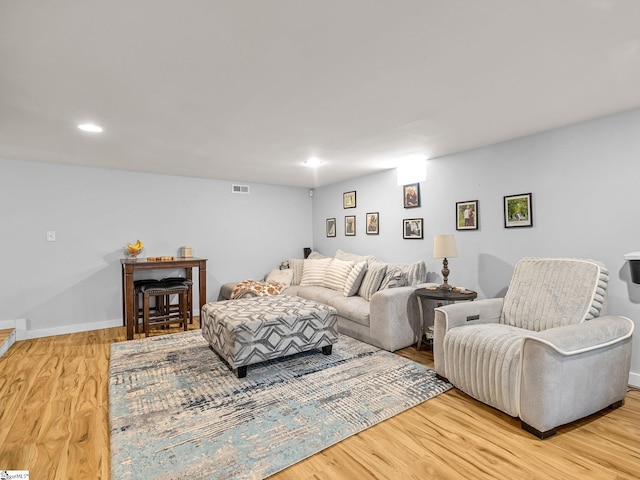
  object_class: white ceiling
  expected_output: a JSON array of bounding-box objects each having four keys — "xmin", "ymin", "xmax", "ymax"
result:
[{"xmin": 2, "ymin": 0, "xmax": 640, "ymax": 188}]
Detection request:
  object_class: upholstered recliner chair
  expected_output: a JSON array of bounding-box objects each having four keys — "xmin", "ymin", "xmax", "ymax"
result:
[{"xmin": 433, "ymin": 257, "xmax": 634, "ymax": 438}]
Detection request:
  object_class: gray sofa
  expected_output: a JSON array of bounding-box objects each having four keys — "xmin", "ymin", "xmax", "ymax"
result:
[{"xmin": 218, "ymin": 250, "xmax": 437, "ymax": 352}]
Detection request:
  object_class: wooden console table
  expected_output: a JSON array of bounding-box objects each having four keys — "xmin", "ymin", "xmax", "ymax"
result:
[{"xmin": 120, "ymin": 257, "xmax": 207, "ymax": 340}]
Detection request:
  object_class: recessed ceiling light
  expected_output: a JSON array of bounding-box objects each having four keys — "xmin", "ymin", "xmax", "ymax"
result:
[
  {"xmin": 304, "ymin": 157, "xmax": 323, "ymax": 168},
  {"xmin": 78, "ymin": 123, "xmax": 103, "ymax": 133}
]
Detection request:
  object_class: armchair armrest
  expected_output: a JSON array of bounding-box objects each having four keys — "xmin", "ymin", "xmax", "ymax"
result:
[
  {"xmin": 519, "ymin": 316, "xmax": 634, "ymax": 434},
  {"xmin": 433, "ymin": 298, "xmax": 503, "ymax": 377}
]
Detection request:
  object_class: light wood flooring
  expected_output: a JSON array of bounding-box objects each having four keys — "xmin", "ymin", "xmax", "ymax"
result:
[{"xmin": 0, "ymin": 321, "xmax": 639, "ymax": 479}]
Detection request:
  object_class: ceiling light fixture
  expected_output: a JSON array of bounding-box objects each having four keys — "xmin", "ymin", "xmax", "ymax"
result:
[
  {"xmin": 304, "ymin": 157, "xmax": 323, "ymax": 168},
  {"xmin": 78, "ymin": 123, "xmax": 103, "ymax": 133}
]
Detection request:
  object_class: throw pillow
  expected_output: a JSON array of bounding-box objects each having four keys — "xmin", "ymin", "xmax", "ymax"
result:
[
  {"xmin": 307, "ymin": 250, "xmax": 328, "ymax": 260},
  {"xmin": 300, "ymin": 258, "xmax": 332, "ymax": 286},
  {"xmin": 343, "ymin": 261, "xmax": 367, "ymax": 297},
  {"xmin": 379, "ymin": 267, "xmax": 409, "ymax": 290},
  {"xmin": 322, "ymin": 258, "xmax": 355, "ymax": 292},
  {"xmin": 265, "ymin": 268, "xmax": 294, "ymax": 286},
  {"xmin": 385, "ymin": 260, "xmax": 427, "ymax": 286},
  {"xmin": 357, "ymin": 262, "xmax": 388, "ymax": 301},
  {"xmin": 288, "ymin": 258, "xmax": 305, "ymax": 285}
]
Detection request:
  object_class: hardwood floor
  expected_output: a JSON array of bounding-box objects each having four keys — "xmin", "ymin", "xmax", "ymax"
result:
[{"xmin": 0, "ymin": 323, "xmax": 639, "ymax": 479}]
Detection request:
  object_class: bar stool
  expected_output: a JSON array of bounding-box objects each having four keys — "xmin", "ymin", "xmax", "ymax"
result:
[
  {"xmin": 141, "ymin": 281, "xmax": 189, "ymax": 337},
  {"xmin": 160, "ymin": 277, "xmax": 194, "ymax": 324}
]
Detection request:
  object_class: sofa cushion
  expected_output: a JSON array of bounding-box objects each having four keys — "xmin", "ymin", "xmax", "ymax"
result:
[
  {"xmin": 358, "ymin": 263, "xmax": 388, "ymax": 301},
  {"xmin": 328, "ymin": 295, "xmax": 370, "ymax": 326},
  {"xmin": 322, "ymin": 258, "xmax": 355, "ymax": 292},
  {"xmin": 335, "ymin": 249, "xmax": 376, "ymax": 264},
  {"xmin": 296, "ymin": 285, "xmax": 344, "ymax": 306},
  {"xmin": 301, "ymin": 258, "xmax": 332, "ymax": 286},
  {"xmin": 265, "ymin": 268, "xmax": 294, "ymax": 285},
  {"xmin": 343, "ymin": 261, "xmax": 367, "ymax": 297}
]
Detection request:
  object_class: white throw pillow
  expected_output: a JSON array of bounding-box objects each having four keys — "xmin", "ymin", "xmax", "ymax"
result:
[
  {"xmin": 343, "ymin": 261, "xmax": 367, "ymax": 297},
  {"xmin": 334, "ymin": 249, "xmax": 376, "ymax": 264},
  {"xmin": 288, "ymin": 258, "xmax": 305, "ymax": 285},
  {"xmin": 265, "ymin": 268, "xmax": 294, "ymax": 286},
  {"xmin": 322, "ymin": 258, "xmax": 354, "ymax": 292},
  {"xmin": 300, "ymin": 258, "xmax": 332, "ymax": 286}
]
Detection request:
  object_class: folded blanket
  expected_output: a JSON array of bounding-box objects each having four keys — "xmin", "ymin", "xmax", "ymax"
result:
[{"xmin": 231, "ymin": 280, "xmax": 287, "ymax": 299}]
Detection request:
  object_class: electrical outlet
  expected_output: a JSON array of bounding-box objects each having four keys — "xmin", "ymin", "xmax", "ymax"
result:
[{"xmin": 46, "ymin": 231, "xmax": 56, "ymax": 242}]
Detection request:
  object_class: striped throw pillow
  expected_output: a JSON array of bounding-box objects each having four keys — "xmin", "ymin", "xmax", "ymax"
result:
[
  {"xmin": 343, "ymin": 261, "xmax": 368, "ymax": 297},
  {"xmin": 322, "ymin": 258, "xmax": 355, "ymax": 292},
  {"xmin": 300, "ymin": 258, "xmax": 332, "ymax": 286},
  {"xmin": 357, "ymin": 263, "xmax": 388, "ymax": 301}
]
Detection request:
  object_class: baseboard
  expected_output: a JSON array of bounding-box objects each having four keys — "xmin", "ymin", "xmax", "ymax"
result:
[
  {"xmin": 629, "ymin": 371, "xmax": 640, "ymax": 389},
  {"xmin": 25, "ymin": 319, "xmax": 123, "ymax": 340},
  {"xmin": 0, "ymin": 318, "xmax": 27, "ymax": 341}
]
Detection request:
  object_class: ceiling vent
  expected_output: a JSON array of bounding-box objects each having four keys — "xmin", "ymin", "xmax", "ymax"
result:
[{"xmin": 232, "ymin": 184, "xmax": 250, "ymax": 194}]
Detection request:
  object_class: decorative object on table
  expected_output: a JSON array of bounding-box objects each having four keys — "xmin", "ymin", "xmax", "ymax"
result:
[
  {"xmin": 403, "ymin": 182, "xmax": 421, "ymax": 208},
  {"xmin": 109, "ymin": 331, "xmax": 452, "ymax": 480},
  {"xmin": 326, "ymin": 218, "xmax": 336, "ymax": 237},
  {"xmin": 343, "ymin": 190, "xmax": 356, "ymax": 208},
  {"xmin": 624, "ymin": 251, "xmax": 640, "ymax": 283},
  {"xmin": 345, "ymin": 215, "xmax": 356, "ymax": 236},
  {"xmin": 504, "ymin": 192, "xmax": 533, "ymax": 228},
  {"xmin": 123, "ymin": 239, "xmax": 144, "ymax": 258},
  {"xmin": 456, "ymin": 200, "xmax": 479, "ymax": 230},
  {"xmin": 179, "ymin": 246, "xmax": 193, "ymax": 257},
  {"xmin": 433, "ymin": 234, "xmax": 458, "ymax": 290},
  {"xmin": 403, "ymin": 218, "xmax": 423, "ymax": 239},
  {"xmin": 366, "ymin": 212, "xmax": 379, "ymax": 235},
  {"xmin": 146, "ymin": 256, "xmax": 176, "ymax": 261}
]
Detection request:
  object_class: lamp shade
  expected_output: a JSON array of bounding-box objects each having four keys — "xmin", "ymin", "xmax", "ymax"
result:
[{"xmin": 434, "ymin": 234, "xmax": 458, "ymax": 259}]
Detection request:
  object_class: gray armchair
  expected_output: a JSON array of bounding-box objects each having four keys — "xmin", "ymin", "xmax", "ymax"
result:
[{"xmin": 433, "ymin": 257, "xmax": 634, "ymax": 438}]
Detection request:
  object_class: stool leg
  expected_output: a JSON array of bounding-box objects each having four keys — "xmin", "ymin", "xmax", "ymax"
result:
[
  {"xmin": 143, "ymin": 293, "xmax": 150, "ymax": 337},
  {"xmin": 181, "ymin": 291, "xmax": 188, "ymax": 331}
]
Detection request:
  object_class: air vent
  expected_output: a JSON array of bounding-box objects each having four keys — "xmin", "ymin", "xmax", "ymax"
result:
[{"xmin": 232, "ymin": 184, "xmax": 250, "ymax": 194}]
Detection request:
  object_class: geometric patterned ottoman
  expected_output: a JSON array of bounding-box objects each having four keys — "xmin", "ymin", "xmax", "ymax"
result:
[{"xmin": 201, "ymin": 295, "xmax": 338, "ymax": 378}]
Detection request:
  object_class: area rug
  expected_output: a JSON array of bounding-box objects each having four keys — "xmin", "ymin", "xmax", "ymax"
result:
[{"xmin": 109, "ymin": 330, "xmax": 452, "ymax": 480}]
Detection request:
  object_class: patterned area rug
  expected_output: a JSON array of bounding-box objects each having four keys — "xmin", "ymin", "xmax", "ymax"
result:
[{"xmin": 109, "ymin": 330, "xmax": 452, "ymax": 480}]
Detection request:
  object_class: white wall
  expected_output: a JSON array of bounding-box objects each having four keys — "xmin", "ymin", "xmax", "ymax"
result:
[
  {"xmin": 312, "ymin": 108, "xmax": 640, "ymax": 385},
  {"xmin": 0, "ymin": 159, "xmax": 312, "ymax": 337}
]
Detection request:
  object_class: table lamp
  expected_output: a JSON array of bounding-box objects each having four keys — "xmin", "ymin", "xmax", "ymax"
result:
[{"xmin": 434, "ymin": 234, "xmax": 458, "ymax": 291}]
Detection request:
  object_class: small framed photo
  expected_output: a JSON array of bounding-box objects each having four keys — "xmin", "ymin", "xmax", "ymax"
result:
[
  {"xmin": 456, "ymin": 200, "xmax": 479, "ymax": 230},
  {"xmin": 403, "ymin": 183, "xmax": 421, "ymax": 208},
  {"xmin": 345, "ymin": 215, "xmax": 356, "ymax": 236},
  {"xmin": 504, "ymin": 193, "xmax": 533, "ymax": 228},
  {"xmin": 403, "ymin": 218, "xmax": 423, "ymax": 239},
  {"xmin": 366, "ymin": 212, "xmax": 379, "ymax": 235},
  {"xmin": 343, "ymin": 191, "xmax": 356, "ymax": 209},
  {"xmin": 326, "ymin": 218, "xmax": 336, "ymax": 237}
]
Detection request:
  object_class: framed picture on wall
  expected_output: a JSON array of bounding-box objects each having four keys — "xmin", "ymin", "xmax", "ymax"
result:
[
  {"xmin": 343, "ymin": 191, "xmax": 356, "ymax": 209},
  {"xmin": 504, "ymin": 193, "xmax": 533, "ymax": 228},
  {"xmin": 366, "ymin": 212, "xmax": 379, "ymax": 235},
  {"xmin": 403, "ymin": 218, "xmax": 423, "ymax": 239},
  {"xmin": 403, "ymin": 183, "xmax": 420, "ymax": 208},
  {"xmin": 345, "ymin": 215, "xmax": 356, "ymax": 236},
  {"xmin": 456, "ymin": 200, "xmax": 479, "ymax": 230},
  {"xmin": 326, "ymin": 218, "xmax": 336, "ymax": 237}
]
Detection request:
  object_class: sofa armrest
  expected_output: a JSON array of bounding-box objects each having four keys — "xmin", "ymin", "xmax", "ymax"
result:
[
  {"xmin": 519, "ymin": 316, "xmax": 634, "ymax": 434},
  {"xmin": 369, "ymin": 285, "xmax": 426, "ymax": 351},
  {"xmin": 433, "ymin": 298, "xmax": 504, "ymax": 377}
]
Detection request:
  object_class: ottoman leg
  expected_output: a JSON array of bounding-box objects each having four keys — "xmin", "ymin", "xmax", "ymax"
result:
[
  {"xmin": 236, "ymin": 366, "xmax": 247, "ymax": 378},
  {"xmin": 322, "ymin": 345, "xmax": 332, "ymax": 355}
]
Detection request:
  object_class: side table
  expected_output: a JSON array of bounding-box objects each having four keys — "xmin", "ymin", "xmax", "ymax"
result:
[{"xmin": 413, "ymin": 287, "xmax": 477, "ymax": 350}]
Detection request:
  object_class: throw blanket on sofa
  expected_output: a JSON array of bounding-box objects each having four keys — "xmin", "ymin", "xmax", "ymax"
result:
[{"xmin": 231, "ymin": 280, "xmax": 287, "ymax": 299}]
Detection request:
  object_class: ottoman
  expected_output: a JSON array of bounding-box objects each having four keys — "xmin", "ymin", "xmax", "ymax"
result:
[{"xmin": 201, "ymin": 295, "xmax": 338, "ymax": 378}]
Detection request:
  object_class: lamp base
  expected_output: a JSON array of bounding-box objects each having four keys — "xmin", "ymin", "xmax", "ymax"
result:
[{"xmin": 437, "ymin": 282, "xmax": 453, "ymax": 291}]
